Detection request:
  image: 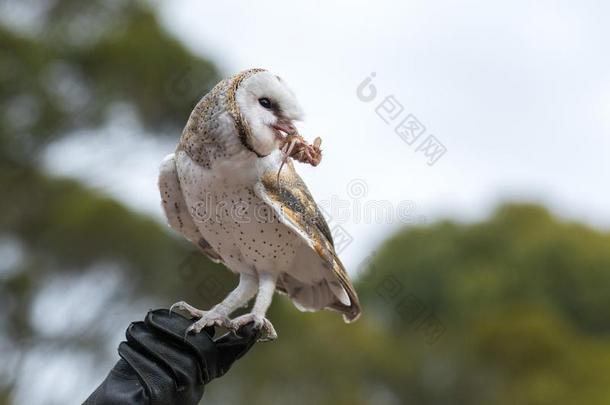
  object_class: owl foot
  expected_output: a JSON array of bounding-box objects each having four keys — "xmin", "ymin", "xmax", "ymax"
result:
[
  {"xmin": 185, "ymin": 311, "xmax": 232, "ymax": 334},
  {"xmin": 169, "ymin": 300, "xmax": 207, "ymax": 318},
  {"xmin": 169, "ymin": 301, "xmax": 232, "ymax": 334},
  {"xmin": 230, "ymin": 313, "xmax": 277, "ymax": 341}
]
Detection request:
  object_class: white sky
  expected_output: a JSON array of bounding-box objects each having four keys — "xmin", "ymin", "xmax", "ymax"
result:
[{"xmin": 45, "ymin": 0, "xmax": 610, "ymax": 272}]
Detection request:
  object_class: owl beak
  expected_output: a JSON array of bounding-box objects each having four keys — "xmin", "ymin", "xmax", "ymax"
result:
[{"xmin": 271, "ymin": 119, "xmax": 298, "ymax": 140}]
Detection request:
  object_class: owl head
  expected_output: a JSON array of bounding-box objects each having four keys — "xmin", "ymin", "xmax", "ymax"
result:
[
  {"xmin": 180, "ymin": 69, "xmax": 305, "ymax": 166},
  {"xmin": 233, "ymin": 70, "xmax": 304, "ymax": 157}
]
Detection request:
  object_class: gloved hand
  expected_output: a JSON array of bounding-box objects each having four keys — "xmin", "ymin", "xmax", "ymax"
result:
[{"xmin": 84, "ymin": 309, "xmax": 260, "ymax": 405}]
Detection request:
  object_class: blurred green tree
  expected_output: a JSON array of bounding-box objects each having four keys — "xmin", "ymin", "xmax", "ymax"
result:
[
  {"xmin": 0, "ymin": 1, "xmax": 226, "ymax": 403},
  {"xmin": 0, "ymin": 0, "xmax": 217, "ymax": 167}
]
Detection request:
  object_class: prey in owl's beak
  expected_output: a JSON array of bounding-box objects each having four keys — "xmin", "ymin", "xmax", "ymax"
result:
[
  {"xmin": 271, "ymin": 118, "xmax": 298, "ymax": 141},
  {"xmin": 271, "ymin": 117, "xmax": 323, "ymax": 187},
  {"xmin": 271, "ymin": 117, "xmax": 322, "ymax": 166}
]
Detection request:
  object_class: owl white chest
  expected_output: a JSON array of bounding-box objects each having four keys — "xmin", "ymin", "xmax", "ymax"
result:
[{"xmin": 175, "ymin": 150, "xmax": 300, "ymax": 275}]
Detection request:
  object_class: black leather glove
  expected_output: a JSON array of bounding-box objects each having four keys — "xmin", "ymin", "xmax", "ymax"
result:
[{"xmin": 84, "ymin": 309, "xmax": 260, "ymax": 405}]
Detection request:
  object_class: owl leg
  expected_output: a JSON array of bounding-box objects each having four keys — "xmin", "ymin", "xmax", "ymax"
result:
[
  {"xmin": 177, "ymin": 273, "xmax": 258, "ymax": 334},
  {"xmin": 231, "ymin": 271, "xmax": 278, "ymax": 341}
]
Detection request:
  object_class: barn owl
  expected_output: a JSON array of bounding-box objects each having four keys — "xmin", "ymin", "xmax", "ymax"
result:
[{"xmin": 158, "ymin": 68, "xmax": 360, "ymax": 340}]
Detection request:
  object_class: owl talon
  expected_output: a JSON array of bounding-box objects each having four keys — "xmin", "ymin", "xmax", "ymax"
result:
[
  {"xmin": 169, "ymin": 300, "xmax": 206, "ymax": 318},
  {"xmin": 230, "ymin": 313, "xmax": 277, "ymax": 341},
  {"xmin": 185, "ymin": 311, "xmax": 232, "ymax": 334}
]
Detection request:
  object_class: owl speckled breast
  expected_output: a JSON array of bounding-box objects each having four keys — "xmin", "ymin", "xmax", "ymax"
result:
[{"xmin": 175, "ymin": 150, "xmax": 300, "ymax": 275}]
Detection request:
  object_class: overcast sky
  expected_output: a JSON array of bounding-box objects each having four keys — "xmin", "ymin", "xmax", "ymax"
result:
[{"xmin": 46, "ymin": 0, "xmax": 610, "ymax": 272}]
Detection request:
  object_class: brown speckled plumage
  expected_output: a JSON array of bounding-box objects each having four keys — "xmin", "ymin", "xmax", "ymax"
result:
[
  {"xmin": 226, "ymin": 68, "xmax": 267, "ymax": 157},
  {"xmin": 177, "ymin": 68, "xmax": 268, "ymax": 166}
]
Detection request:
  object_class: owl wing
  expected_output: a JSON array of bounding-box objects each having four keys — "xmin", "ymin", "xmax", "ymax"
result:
[
  {"xmin": 254, "ymin": 160, "xmax": 361, "ymax": 322},
  {"xmin": 158, "ymin": 153, "xmax": 223, "ymax": 264}
]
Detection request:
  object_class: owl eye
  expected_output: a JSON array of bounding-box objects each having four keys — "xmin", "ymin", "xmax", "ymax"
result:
[{"xmin": 258, "ymin": 97, "xmax": 272, "ymax": 109}]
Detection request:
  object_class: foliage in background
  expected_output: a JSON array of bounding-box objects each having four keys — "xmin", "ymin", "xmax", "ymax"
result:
[
  {"xmin": 1, "ymin": 1, "xmax": 610, "ymax": 404},
  {"xmin": 0, "ymin": 1, "xmax": 224, "ymax": 403},
  {"xmin": 0, "ymin": 0, "xmax": 216, "ymax": 166}
]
